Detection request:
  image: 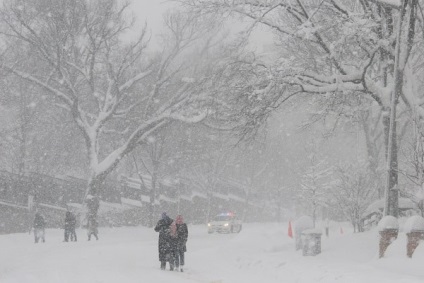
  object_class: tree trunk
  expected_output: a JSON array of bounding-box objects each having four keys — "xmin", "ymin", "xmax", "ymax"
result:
[
  {"xmin": 361, "ymin": 113, "xmax": 384, "ymax": 198},
  {"xmin": 385, "ymin": 109, "xmax": 399, "ymax": 217},
  {"xmin": 86, "ymin": 174, "xmax": 103, "ymax": 222},
  {"xmin": 383, "ymin": 0, "xmax": 414, "ymax": 218}
]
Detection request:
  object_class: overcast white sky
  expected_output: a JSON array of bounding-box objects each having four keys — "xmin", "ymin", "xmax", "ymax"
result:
[
  {"xmin": 126, "ymin": 0, "xmax": 273, "ymax": 52},
  {"xmin": 123, "ymin": 0, "xmax": 174, "ymax": 46}
]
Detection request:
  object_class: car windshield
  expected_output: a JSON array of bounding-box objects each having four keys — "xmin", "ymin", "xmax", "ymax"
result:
[{"xmin": 214, "ymin": 215, "xmax": 232, "ymax": 221}]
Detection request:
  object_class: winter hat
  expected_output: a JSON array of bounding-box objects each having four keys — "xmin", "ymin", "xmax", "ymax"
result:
[
  {"xmin": 176, "ymin": 215, "xmax": 184, "ymax": 224},
  {"xmin": 161, "ymin": 212, "xmax": 167, "ymax": 220}
]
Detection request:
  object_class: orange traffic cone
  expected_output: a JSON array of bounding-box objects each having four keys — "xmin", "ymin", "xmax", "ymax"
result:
[{"xmin": 288, "ymin": 221, "xmax": 293, "ymax": 238}]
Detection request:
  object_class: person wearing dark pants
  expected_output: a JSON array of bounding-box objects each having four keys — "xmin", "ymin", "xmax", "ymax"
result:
[
  {"xmin": 70, "ymin": 224, "xmax": 77, "ymax": 242},
  {"xmin": 154, "ymin": 212, "xmax": 173, "ymax": 270},
  {"xmin": 65, "ymin": 211, "xmax": 78, "ymax": 242},
  {"xmin": 33, "ymin": 212, "xmax": 46, "ymax": 243},
  {"xmin": 87, "ymin": 216, "xmax": 99, "ymax": 241},
  {"xmin": 64, "ymin": 211, "xmax": 78, "ymax": 242},
  {"xmin": 174, "ymin": 215, "xmax": 188, "ymax": 272}
]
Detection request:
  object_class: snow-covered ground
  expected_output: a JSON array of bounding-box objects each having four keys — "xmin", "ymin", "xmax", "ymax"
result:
[{"xmin": 1, "ymin": 222, "xmax": 424, "ymax": 283}]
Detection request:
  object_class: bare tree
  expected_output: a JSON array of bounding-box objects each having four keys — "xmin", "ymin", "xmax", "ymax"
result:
[
  {"xmin": 298, "ymin": 141, "xmax": 333, "ymax": 227},
  {"xmin": 175, "ymin": 0, "xmax": 424, "ymax": 216},
  {"xmin": 185, "ymin": 144, "xmax": 238, "ymax": 222},
  {"xmin": 0, "ymin": 0, "xmax": 224, "ymax": 220},
  {"xmin": 131, "ymin": 129, "xmax": 172, "ymax": 228},
  {"xmin": 330, "ymin": 161, "xmax": 378, "ymax": 232}
]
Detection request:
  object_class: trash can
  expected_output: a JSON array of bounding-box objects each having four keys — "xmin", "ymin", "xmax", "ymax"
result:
[
  {"xmin": 379, "ymin": 228, "xmax": 398, "ymax": 258},
  {"xmin": 294, "ymin": 216, "xmax": 313, "ymax": 251},
  {"xmin": 407, "ymin": 230, "xmax": 424, "ymax": 258},
  {"xmin": 301, "ymin": 229, "xmax": 322, "ymax": 256}
]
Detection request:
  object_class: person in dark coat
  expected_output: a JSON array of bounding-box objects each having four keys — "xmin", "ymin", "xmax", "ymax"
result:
[
  {"xmin": 87, "ymin": 216, "xmax": 99, "ymax": 241},
  {"xmin": 33, "ymin": 212, "xmax": 46, "ymax": 243},
  {"xmin": 169, "ymin": 220, "xmax": 178, "ymax": 270},
  {"xmin": 174, "ymin": 215, "xmax": 188, "ymax": 272},
  {"xmin": 154, "ymin": 212, "xmax": 174, "ymax": 270},
  {"xmin": 64, "ymin": 211, "xmax": 77, "ymax": 242}
]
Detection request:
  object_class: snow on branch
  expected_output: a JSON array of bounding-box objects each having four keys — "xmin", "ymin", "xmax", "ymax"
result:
[
  {"xmin": 289, "ymin": 76, "xmax": 364, "ymax": 93},
  {"xmin": 118, "ymin": 70, "xmax": 153, "ymax": 92},
  {"xmin": 3, "ymin": 66, "xmax": 74, "ymax": 106},
  {"xmin": 94, "ymin": 116, "xmax": 168, "ymax": 175},
  {"xmin": 370, "ymin": 0, "xmax": 402, "ymax": 9},
  {"xmin": 168, "ymin": 110, "xmax": 208, "ymax": 124}
]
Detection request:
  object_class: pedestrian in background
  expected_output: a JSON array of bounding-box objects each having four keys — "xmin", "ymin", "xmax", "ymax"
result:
[
  {"xmin": 154, "ymin": 212, "xmax": 174, "ymax": 270},
  {"xmin": 64, "ymin": 211, "xmax": 77, "ymax": 242},
  {"xmin": 174, "ymin": 215, "xmax": 188, "ymax": 272},
  {"xmin": 33, "ymin": 212, "xmax": 46, "ymax": 243}
]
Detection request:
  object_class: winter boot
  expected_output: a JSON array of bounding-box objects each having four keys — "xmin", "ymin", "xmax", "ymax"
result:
[
  {"xmin": 169, "ymin": 263, "xmax": 174, "ymax": 271},
  {"xmin": 160, "ymin": 261, "xmax": 166, "ymax": 270},
  {"xmin": 180, "ymin": 265, "xmax": 184, "ymax": 272}
]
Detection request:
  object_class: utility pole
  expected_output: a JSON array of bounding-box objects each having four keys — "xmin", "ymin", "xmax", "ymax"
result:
[
  {"xmin": 383, "ymin": 0, "xmax": 405, "ymax": 217},
  {"xmin": 380, "ymin": 0, "xmax": 418, "ymax": 217}
]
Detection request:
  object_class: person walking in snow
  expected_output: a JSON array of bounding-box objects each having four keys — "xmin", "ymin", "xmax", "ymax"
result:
[
  {"xmin": 69, "ymin": 212, "xmax": 77, "ymax": 241},
  {"xmin": 87, "ymin": 216, "xmax": 99, "ymax": 241},
  {"xmin": 33, "ymin": 212, "xmax": 46, "ymax": 243},
  {"xmin": 64, "ymin": 211, "xmax": 77, "ymax": 242},
  {"xmin": 174, "ymin": 215, "xmax": 188, "ymax": 272},
  {"xmin": 169, "ymin": 219, "xmax": 178, "ymax": 270},
  {"xmin": 154, "ymin": 212, "xmax": 174, "ymax": 270}
]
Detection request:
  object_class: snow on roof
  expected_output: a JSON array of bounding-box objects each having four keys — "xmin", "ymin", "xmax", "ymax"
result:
[
  {"xmin": 404, "ymin": 215, "xmax": 424, "ymax": 233},
  {"xmin": 378, "ymin": 215, "xmax": 399, "ymax": 231}
]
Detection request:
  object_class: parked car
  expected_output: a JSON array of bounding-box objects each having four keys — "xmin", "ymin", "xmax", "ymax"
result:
[{"xmin": 207, "ymin": 212, "xmax": 242, "ymax": 233}]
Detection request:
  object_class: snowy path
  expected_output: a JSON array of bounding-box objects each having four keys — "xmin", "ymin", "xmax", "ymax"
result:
[{"xmin": 1, "ymin": 223, "xmax": 424, "ymax": 283}]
